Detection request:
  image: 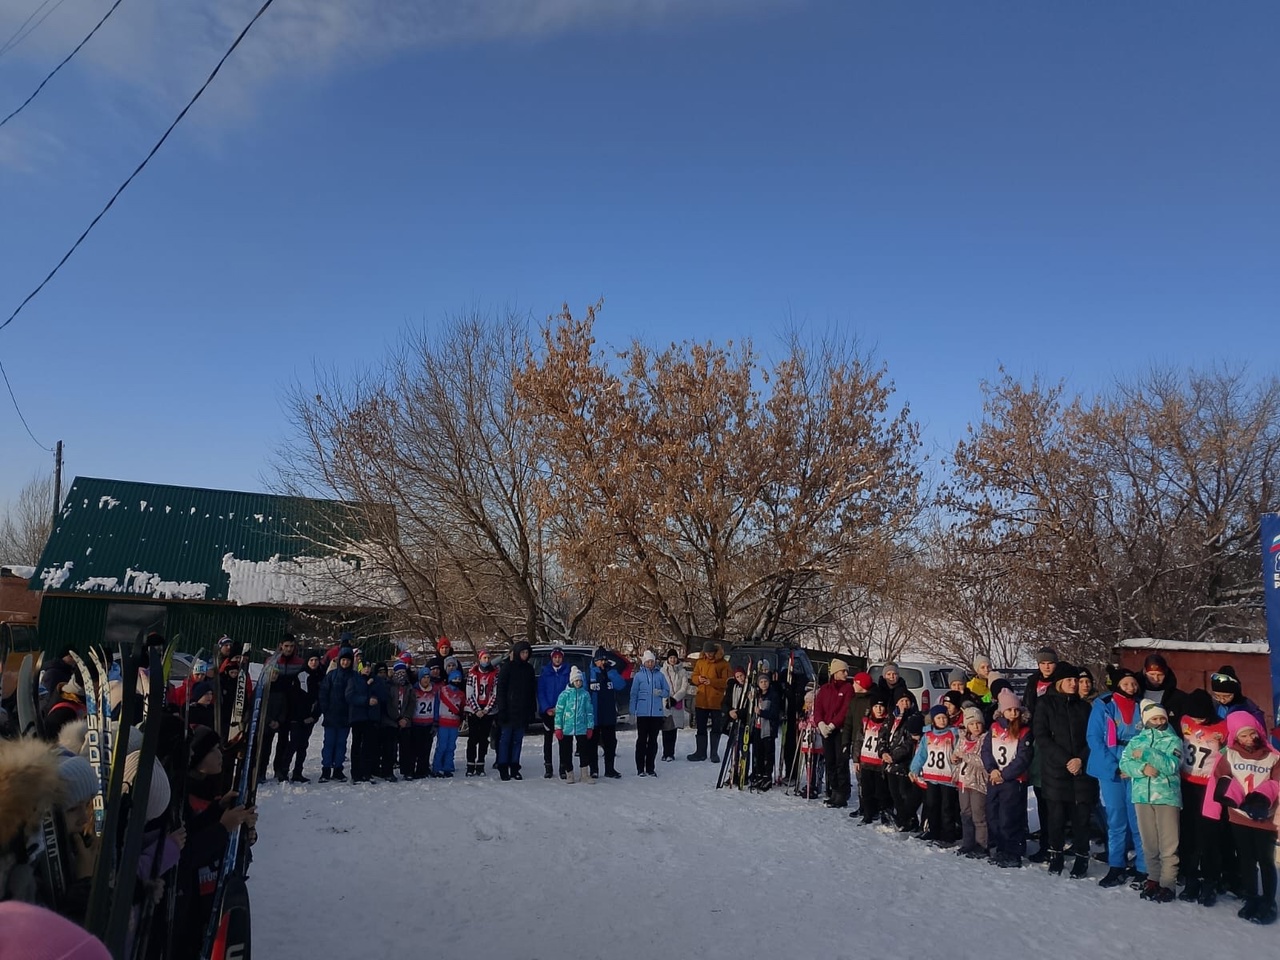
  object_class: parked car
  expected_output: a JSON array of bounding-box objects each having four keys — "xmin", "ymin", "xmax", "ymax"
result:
[
  {"xmin": 869, "ymin": 661, "xmax": 955, "ymax": 711},
  {"xmin": 528, "ymin": 644, "xmax": 632, "ymax": 723}
]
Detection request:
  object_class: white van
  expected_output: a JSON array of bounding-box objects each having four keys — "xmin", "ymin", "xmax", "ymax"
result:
[{"xmin": 869, "ymin": 662, "xmax": 956, "ymax": 712}]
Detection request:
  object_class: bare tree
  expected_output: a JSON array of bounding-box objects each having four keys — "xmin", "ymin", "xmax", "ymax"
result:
[
  {"xmin": 516, "ymin": 304, "xmax": 923, "ymax": 650},
  {"xmin": 0, "ymin": 472, "xmax": 54, "ymax": 566},
  {"xmin": 277, "ymin": 310, "xmax": 592, "ymax": 649}
]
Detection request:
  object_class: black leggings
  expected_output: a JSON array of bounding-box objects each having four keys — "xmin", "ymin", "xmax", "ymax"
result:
[
  {"xmin": 1233, "ymin": 824, "xmax": 1278, "ymax": 903},
  {"xmin": 468, "ymin": 715, "xmax": 494, "ymax": 764},
  {"xmin": 635, "ymin": 717, "xmax": 662, "ymax": 773}
]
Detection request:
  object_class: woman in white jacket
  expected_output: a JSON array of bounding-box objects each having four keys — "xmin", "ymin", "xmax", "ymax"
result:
[{"xmin": 660, "ymin": 649, "xmax": 691, "ymax": 762}]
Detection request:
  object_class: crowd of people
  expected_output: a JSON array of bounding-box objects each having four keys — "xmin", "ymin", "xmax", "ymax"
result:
[
  {"xmin": 2, "ymin": 630, "xmax": 1276, "ymax": 960},
  {"xmin": 803, "ymin": 650, "xmax": 1279, "ymax": 927}
]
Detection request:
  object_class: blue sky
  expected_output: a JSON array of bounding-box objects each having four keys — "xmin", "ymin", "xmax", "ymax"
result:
[{"xmin": 1, "ymin": 0, "xmax": 1277, "ymax": 511}]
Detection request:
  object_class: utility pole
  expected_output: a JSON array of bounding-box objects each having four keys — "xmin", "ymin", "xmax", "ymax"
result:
[{"xmin": 52, "ymin": 440, "xmax": 63, "ymax": 525}]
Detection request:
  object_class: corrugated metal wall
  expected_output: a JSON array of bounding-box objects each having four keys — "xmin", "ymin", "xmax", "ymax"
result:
[{"xmin": 38, "ymin": 596, "xmax": 287, "ymax": 657}]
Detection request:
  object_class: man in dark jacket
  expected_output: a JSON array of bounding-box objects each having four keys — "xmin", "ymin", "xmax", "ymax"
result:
[
  {"xmin": 1138, "ymin": 653, "xmax": 1186, "ymax": 726},
  {"xmin": 884, "ymin": 690, "xmax": 923, "ymax": 831},
  {"xmin": 317, "ymin": 647, "xmax": 358, "ymax": 782},
  {"xmin": 1021, "ymin": 646, "xmax": 1058, "ymax": 719},
  {"xmin": 587, "ymin": 647, "xmax": 627, "ymax": 779},
  {"xmin": 259, "ymin": 634, "xmax": 305, "ymax": 784},
  {"xmin": 1032, "ymin": 661, "xmax": 1097, "ymax": 878},
  {"xmin": 495, "ymin": 640, "xmax": 537, "ymax": 780},
  {"xmin": 285, "ymin": 650, "xmax": 324, "ymax": 782},
  {"xmin": 813, "ymin": 659, "xmax": 854, "ymax": 808},
  {"xmin": 536, "ymin": 647, "xmax": 572, "ymax": 778}
]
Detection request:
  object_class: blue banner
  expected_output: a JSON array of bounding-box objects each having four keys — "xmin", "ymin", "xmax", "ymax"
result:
[{"xmin": 1263, "ymin": 513, "xmax": 1280, "ymax": 749}]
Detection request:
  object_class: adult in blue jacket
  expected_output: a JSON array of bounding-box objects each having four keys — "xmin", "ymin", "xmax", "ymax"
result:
[
  {"xmin": 318, "ymin": 647, "xmax": 358, "ymax": 781},
  {"xmin": 630, "ymin": 649, "xmax": 671, "ymax": 777},
  {"xmin": 536, "ymin": 647, "xmax": 572, "ymax": 779},
  {"xmin": 1086, "ymin": 669, "xmax": 1146, "ymax": 888},
  {"xmin": 588, "ymin": 647, "xmax": 627, "ymax": 779}
]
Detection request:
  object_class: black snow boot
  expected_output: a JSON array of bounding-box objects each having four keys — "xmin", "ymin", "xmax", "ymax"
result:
[
  {"xmin": 332, "ymin": 766, "xmax": 347, "ymax": 782},
  {"xmin": 1098, "ymin": 867, "xmax": 1127, "ymax": 888},
  {"xmin": 1048, "ymin": 850, "xmax": 1064, "ymax": 875},
  {"xmin": 1070, "ymin": 856, "xmax": 1090, "ymax": 879},
  {"xmin": 319, "ymin": 767, "xmax": 332, "ymax": 782},
  {"xmin": 498, "ymin": 765, "xmax": 512, "ymax": 781},
  {"xmin": 544, "ymin": 763, "xmax": 554, "ymax": 779},
  {"xmin": 291, "ymin": 769, "xmax": 311, "ymax": 783}
]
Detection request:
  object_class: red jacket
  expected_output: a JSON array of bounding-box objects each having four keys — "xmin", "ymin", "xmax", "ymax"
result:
[{"xmin": 813, "ymin": 678, "xmax": 854, "ymax": 729}]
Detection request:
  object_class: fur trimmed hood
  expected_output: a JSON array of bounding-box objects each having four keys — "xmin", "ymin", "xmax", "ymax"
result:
[{"xmin": 0, "ymin": 738, "xmax": 63, "ymax": 848}]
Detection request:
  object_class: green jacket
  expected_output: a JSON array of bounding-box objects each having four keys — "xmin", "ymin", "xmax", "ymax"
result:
[{"xmin": 1119, "ymin": 726, "xmax": 1182, "ymax": 807}]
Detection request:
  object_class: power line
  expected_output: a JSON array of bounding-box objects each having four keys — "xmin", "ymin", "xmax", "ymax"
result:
[
  {"xmin": 0, "ymin": 0, "xmax": 53, "ymax": 59},
  {"xmin": 0, "ymin": 355, "xmax": 52, "ymax": 451},
  {"xmin": 0, "ymin": 0, "xmax": 279, "ymax": 336},
  {"xmin": 1, "ymin": 0, "xmax": 128, "ymax": 130},
  {"xmin": 0, "ymin": 0, "xmax": 70, "ymax": 61}
]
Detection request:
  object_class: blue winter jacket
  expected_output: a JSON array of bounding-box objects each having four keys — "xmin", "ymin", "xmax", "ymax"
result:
[
  {"xmin": 537, "ymin": 661, "xmax": 572, "ymax": 716},
  {"xmin": 318, "ymin": 665, "xmax": 358, "ymax": 728},
  {"xmin": 346, "ymin": 673, "xmax": 378, "ymax": 725},
  {"xmin": 629, "ymin": 666, "xmax": 670, "ymax": 719},
  {"xmin": 588, "ymin": 663, "xmax": 627, "ymax": 726},
  {"xmin": 555, "ymin": 684, "xmax": 596, "ymax": 736},
  {"xmin": 1085, "ymin": 693, "xmax": 1143, "ymax": 783},
  {"xmin": 366, "ymin": 675, "xmax": 391, "ymax": 725}
]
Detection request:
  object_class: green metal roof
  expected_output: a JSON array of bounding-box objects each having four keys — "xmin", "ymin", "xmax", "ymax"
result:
[{"xmin": 33, "ymin": 477, "xmax": 391, "ymax": 608}]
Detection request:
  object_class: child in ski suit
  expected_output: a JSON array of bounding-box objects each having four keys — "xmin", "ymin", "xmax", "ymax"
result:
[
  {"xmin": 911, "ymin": 704, "xmax": 960, "ymax": 845},
  {"xmin": 1202, "ymin": 711, "xmax": 1280, "ymax": 925},
  {"xmin": 432, "ymin": 659, "xmax": 465, "ymax": 777},
  {"xmin": 1087, "ymin": 668, "xmax": 1147, "ymax": 888},
  {"xmin": 853, "ymin": 697, "xmax": 891, "ymax": 825},
  {"xmin": 554, "ymin": 666, "xmax": 596, "ymax": 783},
  {"xmin": 748, "ymin": 672, "xmax": 782, "ymax": 790},
  {"xmin": 1120, "ymin": 700, "xmax": 1183, "ymax": 901},
  {"xmin": 981, "ymin": 688, "xmax": 1031, "ymax": 867},
  {"xmin": 407, "ymin": 672, "xmax": 439, "ymax": 780},
  {"xmin": 952, "ymin": 706, "xmax": 989, "ymax": 857},
  {"xmin": 1178, "ymin": 688, "xmax": 1227, "ymax": 905}
]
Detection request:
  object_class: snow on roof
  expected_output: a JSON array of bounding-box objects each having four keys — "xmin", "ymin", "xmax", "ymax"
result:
[
  {"xmin": 0, "ymin": 565, "xmax": 36, "ymax": 579},
  {"xmin": 1117, "ymin": 636, "xmax": 1270, "ymax": 655},
  {"xmin": 222, "ymin": 549, "xmax": 402, "ymax": 608}
]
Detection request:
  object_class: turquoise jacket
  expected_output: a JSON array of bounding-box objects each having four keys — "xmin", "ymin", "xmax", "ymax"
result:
[
  {"xmin": 554, "ymin": 684, "xmax": 596, "ymax": 736},
  {"xmin": 1119, "ymin": 726, "xmax": 1183, "ymax": 807}
]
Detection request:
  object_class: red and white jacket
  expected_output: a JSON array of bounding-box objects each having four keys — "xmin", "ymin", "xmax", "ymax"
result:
[
  {"xmin": 1179, "ymin": 716, "xmax": 1226, "ymax": 786},
  {"xmin": 437, "ymin": 682, "xmax": 465, "ymax": 729},
  {"xmin": 857, "ymin": 716, "xmax": 887, "ymax": 767},
  {"xmin": 467, "ymin": 664, "xmax": 498, "ymax": 717}
]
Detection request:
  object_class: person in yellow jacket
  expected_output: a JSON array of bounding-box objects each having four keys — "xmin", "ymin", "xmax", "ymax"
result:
[
  {"xmin": 687, "ymin": 641, "xmax": 731, "ymax": 763},
  {"xmin": 966, "ymin": 655, "xmax": 994, "ymax": 704}
]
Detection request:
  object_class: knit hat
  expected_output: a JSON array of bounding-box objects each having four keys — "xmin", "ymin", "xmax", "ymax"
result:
[
  {"xmin": 869, "ymin": 692, "xmax": 889, "ymax": 709},
  {"xmin": 989, "ymin": 678, "xmax": 1012, "ymax": 699},
  {"xmin": 392, "ymin": 661, "xmax": 408, "ymax": 673},
  {"xmin": 339, "ymin": 631, "xmax": 354, "ymax": 643},
  {"xmin": 1184, "ymin": 688, "xmax": 1215, "ymax": 721},
  {"xmin": 58, "ymin": 755, "xmax": 99, "ymax": 808},
  {"xmin": 593, "ymin": 647, "xmax": 609, "ymax": 662},
  {"xmin": 0, "ymin": 900, "xmax": 111, "ymax": 959},
  {"xmin": 374, "ymin": 662, "xmax": 388, "ymax": 675},
  {"xmin": 1076, "ymin": 666, "xmax": 1094, "ymax": 685},
  {"xmin": 188, "ymin": 726, "xmax": 221, "ymax": 770},
  {"xmin": 972, "ymin": 654, "xmax": 991, "ymax": 671},
  {"xmin": 338, "ymin": 647, "xmax": 354, "ymax": 662},
  {"xmin": 193, "ymin": 658, "xmax": 211, "ymax": 676},
  {"xmin": 701, "ymin": 640, "xmax": 716, "ymax": 655},
  {"xmin": 828, "ymin": 658, "xmax": 850, "ymax": 677},
  {"xmin": 123, "ymin": 752, "xmax": 172, "ymax": 822},
  {"xmin": 642, "ymin": 649, "xmax": 657, "ymax": 664},
  {"xmin": 997, "ymin": 688, "xmax": 1021, "ymax": 713},
  {"xmin": 550, "ymin": 646, "xmax": 565, "ymax": 657},
  {"xmin": 436, "ymin": 636, "xmax": 452, "ymax": 653},
  {"xmin": 962, "ymin": 706, "xmax": 985, "ymax": 726},
  {"xmin": 1210, "ymin": 666, "xmax": 1240, "ymax": 693},
  {"xmin": 664, "ymin": 648, "xmax": 680, "ymax": 661},
  {"xmin": 1035, "ymin": 646, "xmax": 1058, "ymax": 665},
  {"xmin": 443, "ymin": 655, "xmax": 460, "ymax": 673},
  {"xmin": 1050, "ymin": 661, "xmax": 1078, "ymax": 686},
  {"xmin": 929, "ymin": 704, "xmax": 949, "ymax": 720},
  {"xmin": 881, "ymin": 661, "xmax": 899, "ymax": 673},
  {"xmin": 1140, "ymin": 699, "xmax": 1169, "ymax": 727},
  {"xmin": 191, "ymin": 680, "xmax": 214, "ymax": 702},
  {"xmin": 852, "ymin": 672, "xmax": 873, "ymax": 691},
  {"xmin": 943, "ymin": 691, "xmax": 965, "ymax": 709},
  {"xmin": 569, "ymin": 666, "xmax": 584, "ymax": 685}
]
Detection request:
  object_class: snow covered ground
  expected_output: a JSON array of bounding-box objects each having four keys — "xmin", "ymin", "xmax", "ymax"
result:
[{"xmin": 250, "ymin": 730, "xmax": 1275, "ymax": 959}]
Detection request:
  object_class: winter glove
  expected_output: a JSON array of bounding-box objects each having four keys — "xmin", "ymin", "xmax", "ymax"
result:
[
  {"xmin": 1213, "ymin": 777, "xmax": 1238, "ymax": 807},
  {"xmin": 586, "ymin": 728, "xmax": 594, "ymax": 739},
  {"xmin": 1242, "ymin": 792, "xmax": 1273, "ymax": 822},
  {"xmin": 554, "ymin": 729, "xmax": 564, "ymax": 741},
  {"xmin": 817, "ymin": 722, "xmax": 834, "ymax": 737}
]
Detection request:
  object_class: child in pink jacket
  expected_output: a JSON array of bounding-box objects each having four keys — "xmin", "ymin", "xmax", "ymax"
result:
[{"xmin": 1201, "ymin": 711, "xmax": 1279, "ymax": 925}]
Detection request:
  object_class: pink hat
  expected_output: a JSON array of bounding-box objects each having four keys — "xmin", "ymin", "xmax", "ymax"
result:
[
  {"xmin": 997, "ymin": 688, "xmax": 1021, "ymax": 713},
  {"xmin": 0, "ymin": 901, "xmax": 110, "ymax": 959}
]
